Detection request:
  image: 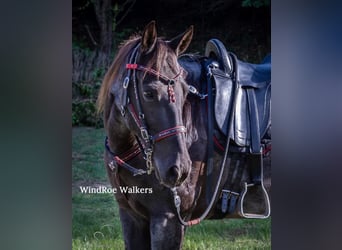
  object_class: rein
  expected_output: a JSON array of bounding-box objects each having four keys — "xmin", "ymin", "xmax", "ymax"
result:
[{"xmin": 170, "ymin": 61, "xmax": 237, "ymax": 227}]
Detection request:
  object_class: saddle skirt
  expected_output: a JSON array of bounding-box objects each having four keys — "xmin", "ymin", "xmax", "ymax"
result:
[{"xmin": 205, "ymin": 39, "xmax": 271, "ymax": 152}]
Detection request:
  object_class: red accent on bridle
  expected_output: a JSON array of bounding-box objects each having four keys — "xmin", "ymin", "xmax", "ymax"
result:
[
  {"xmin": 117, "ymin": 143, "xmax": 141, "ymax": 162},
  {"xmin": 126, "ymin": 63, "xmax": 182, "ymax": 82},
  {"xmin": 168, "ymin": 84, "xmax": 176, "ymax": 103}
]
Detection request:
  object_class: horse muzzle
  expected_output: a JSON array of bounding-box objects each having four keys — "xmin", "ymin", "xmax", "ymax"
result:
[{"xmin": 155, "ymin": 157, "xmax": 192, "ymax": 188}]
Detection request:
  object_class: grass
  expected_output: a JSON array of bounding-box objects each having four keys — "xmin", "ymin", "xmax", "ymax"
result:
[
  {"xmin": 72, "ymin": 127, "xmax": 107, "ymax": 182},
  {"xmin": 72, "ymin": 127, "xmax": 271, "ymax": 249}
]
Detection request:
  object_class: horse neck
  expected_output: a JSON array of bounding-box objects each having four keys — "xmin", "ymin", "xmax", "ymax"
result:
[
  {"xmin": 179, "ymin": 56, "xmax": 208, "ymax": 141},
  {"xmin": 179, "ymin": 55, "xmax": 204, "ymax": 91}
]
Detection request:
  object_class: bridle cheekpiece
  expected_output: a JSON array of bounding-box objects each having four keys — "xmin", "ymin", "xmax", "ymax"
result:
[{"xmin": 108, "ymin": 42, "xmax": 187, "ymax": 175}]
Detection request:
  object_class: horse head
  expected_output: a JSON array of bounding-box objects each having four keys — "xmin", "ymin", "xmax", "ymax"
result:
[{"xmin": 100, "ymin": 21, "xmax": 194, "ymax": 188}]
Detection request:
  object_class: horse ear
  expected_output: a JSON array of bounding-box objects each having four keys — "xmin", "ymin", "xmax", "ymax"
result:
[
  {"xmin": 168, "ymin": 25, "xmax": 194, "ymax": 55},
  {"xmin": 141, "ymin": 20, "xmax": 157, "ymax": 54}
]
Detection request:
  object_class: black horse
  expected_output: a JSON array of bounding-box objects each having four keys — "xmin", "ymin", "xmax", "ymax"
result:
[{"xmin": 97, "ymin": 21, "xmax": 271, "ymax": 250}]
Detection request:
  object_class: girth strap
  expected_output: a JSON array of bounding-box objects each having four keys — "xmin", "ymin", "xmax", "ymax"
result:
[
  {"xmin": 246, "ymin": 88, "xmax": 261, "ymax": 154},
  {"xmin": 221, "ymin": 154, "xmax": 246, "ymax": 214}
]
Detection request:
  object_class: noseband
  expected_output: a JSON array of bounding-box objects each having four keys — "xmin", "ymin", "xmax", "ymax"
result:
[{"xmin": 117, "ymin": 42, "xmax": 187, "ymax": 174}]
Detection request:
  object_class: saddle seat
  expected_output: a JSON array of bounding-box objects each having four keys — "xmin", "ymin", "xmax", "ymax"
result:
[
  {"xmin": 205, "ymin": 39, "xmax": 271, "ymax": 153},
  {"xmin": 238, "ymin": 55, "xmax": 271, "ymax": 88}
]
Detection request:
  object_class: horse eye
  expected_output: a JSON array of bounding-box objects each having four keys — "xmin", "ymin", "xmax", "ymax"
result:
[{"xmin": 143, "ymin": 91, "xmax": 154, "ymax": 100}]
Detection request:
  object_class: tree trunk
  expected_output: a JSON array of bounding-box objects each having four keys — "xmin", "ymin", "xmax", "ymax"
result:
[{"xmin": 92, "ymin": 0, "xmax": 113, "ymax": 66}]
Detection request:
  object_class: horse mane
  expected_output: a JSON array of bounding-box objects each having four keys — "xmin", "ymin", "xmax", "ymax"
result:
[
  {"xmin": 97, "ymin": 36, "xmax": 140, "ymax": 114},
  {"xmin": 183, "ymin": 99, "xmax": 198, "ymax": 148}
]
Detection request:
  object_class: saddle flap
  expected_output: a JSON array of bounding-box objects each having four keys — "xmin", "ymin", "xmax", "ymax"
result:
[
  {"xmin": 233, "ymin": 83, "xmax": 271, "ymax": 148},
  {"xmin": 212, "ymin": 69, "xmax": 235, "ymax": 136},
  {"xmin": 205, "ymin": 39, "xmax": 236, "ymax": 136}
]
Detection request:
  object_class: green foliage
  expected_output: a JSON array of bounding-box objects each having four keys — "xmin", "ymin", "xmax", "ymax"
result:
[
  {"xmin": 242, "ymin": 0, "xmax": 270, "ymax": 8},
  {"xmin": 72, "ymin": 40, "xmax": 91, "ymax": 51},
  {"xmin": 92, "ymin": 67, "xmax": 106, "ymax": 80},
  {"xmin": 72, "ymin": 81, "xmax": 103, "ymax": 127}
]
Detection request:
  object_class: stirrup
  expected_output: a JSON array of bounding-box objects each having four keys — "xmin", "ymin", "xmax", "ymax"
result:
[{"xmin": 238, "ymin": 182, "xmax": 270, "ymax": 219}]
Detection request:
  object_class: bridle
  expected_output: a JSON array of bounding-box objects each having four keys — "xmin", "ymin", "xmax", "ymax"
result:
[
  {"xmin": 104, "ymin": 41, "xmax": 232, "ymax": 228},
  {"xmin": 108, "ymin": 42, "xmax": 187, "ymax": 175}
]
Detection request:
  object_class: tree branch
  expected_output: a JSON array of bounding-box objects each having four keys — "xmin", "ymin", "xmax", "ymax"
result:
[
  {"xmin": 116, "ymin": 0, "xmax": 136, "ymax": 27},
  {"xmin": 85, "ymin": 25, "xmax": 98, "ymax": 46}
]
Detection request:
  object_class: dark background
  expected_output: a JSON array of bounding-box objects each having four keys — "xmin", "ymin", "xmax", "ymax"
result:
[
  {"xmin": 72, "ymin": 0, "xmax": 270, "ymax": 60},
  {"xmin": 72, "ymin": 0, "xmax": 271, "ymax": 127}
]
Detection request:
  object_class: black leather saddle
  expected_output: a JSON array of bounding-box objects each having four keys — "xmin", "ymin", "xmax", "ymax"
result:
[
  {"xmin": 205, "ymin": 39, "xmax": 271, "ymax": 153},
  {"xmin": 204, "ymin": 39, "xmax": 271, "ymax": 219},
  {"xmin": 179, "ymin": 40, "xmax": 271, "ymax": 219}
]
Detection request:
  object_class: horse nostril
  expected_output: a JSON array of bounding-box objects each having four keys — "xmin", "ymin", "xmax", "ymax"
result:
[
  {"xmin": 166, "ymin": 165, "xmax": 180, "ymax": 185},
  {"xmin": 179, "ymin": 171, "xmax": 188, "ymax": 184},
  {"xmin": 167, "ymin": 165, "xmax": 180, "ymax": 178}
]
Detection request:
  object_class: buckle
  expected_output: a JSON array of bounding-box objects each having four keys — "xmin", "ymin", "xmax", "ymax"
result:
[
  {"xmin": 108, "ymin": 161, "xmax": 116, "ymax": 171},
  {"xmin": 120, "ymin": 106, "xmax": 125, "ymax": 116},
  {"xmin": 123, "ymin": 77, "xmax": 129, "ymax": 88},
  {"xmin": 188, "ymin": 85, "xmax": 197, "ymax": 94},
  {"xmin": 140, "ymin": 128, "xmax": 150, "ymax": 141},
  {"xmin": 188, "ymin": 85, "xmax": 207, "ymax": 99},
  {"xmin": 221, "ymin": 189, "xmax": 239, "ymax": 213}
]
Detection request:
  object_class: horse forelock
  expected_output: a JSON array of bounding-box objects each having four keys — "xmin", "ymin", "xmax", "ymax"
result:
[{"xmin": 142, "ymin": 39, "xmax": 181, "ymax": 80}]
